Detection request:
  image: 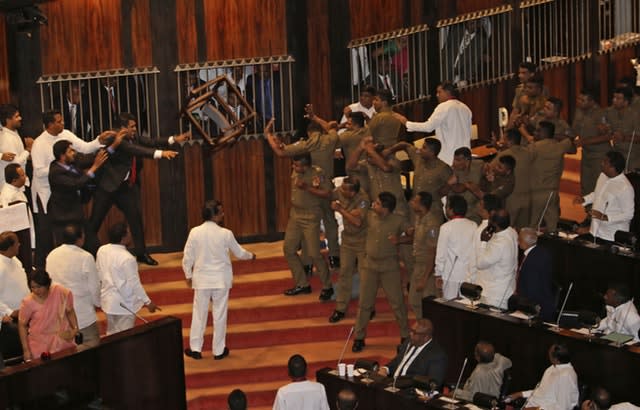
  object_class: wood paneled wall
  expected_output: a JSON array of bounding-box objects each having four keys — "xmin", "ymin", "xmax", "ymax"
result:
[
  {"xmin": 349, "ymin": 0, "xmax": 405, "ymax": 39},
  {"xmin": 0, "ymin": 17, "xmax": 8, "ymax": 102}
]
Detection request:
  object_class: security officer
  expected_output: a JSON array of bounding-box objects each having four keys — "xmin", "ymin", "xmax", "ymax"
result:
[
  {"xmin": 604, "ymin": 87, "xmax": 640, "ymax": 172},
  {"xmin": 368, "ymin": 89, "xmax": 401, "ymax": 148}
]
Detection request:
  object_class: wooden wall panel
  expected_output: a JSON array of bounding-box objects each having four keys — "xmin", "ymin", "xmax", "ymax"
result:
[
  {"xmin": 456, "ymin": 0, "xmax": 509, "ymax": 15},
  {"xmin": 543, "ymin": 66, "xmax": 571, "ymax": 119},
  {"xmin": 175, "ymin": 0, "xmax": 198, "ymax": 63},
  {"xmin": 211, "ymin": 138, "xmax": 268, "ymax": 237},
  {"xmin": 40, "ymin": 0, "xmax": 123, "ymax": 74},
  {"xmin": 203, "ymin": 0, "xmax": 287, "ymax": 60},
  {"xmin": 130, "ymin": 0, "xmax": 153, "ymax": 67},
  {"xmin": 183, "ymin": 143, "xmax": 205, "ymax": 230},
  {"xmin": 349, "ymin": 0, "xmax": 405, "ymax": 39},
  {"xmin": 140, "ymin": 159, "xmax": 162, "ymax": 246},
  {"xmin": 307, "ymin": 0, "xmax": 332, "ymax": 118},
  {"xmin": 0, "ymin": 17, "xmax": 9, "ymax": 102}
]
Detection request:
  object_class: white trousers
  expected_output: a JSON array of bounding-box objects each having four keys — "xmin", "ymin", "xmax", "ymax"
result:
[
  {"xmin": 106, "ymin": 314, "xmax": 136, "ymax": 335},
  {"xmin": 189, "ymin": 288, "xmax": 229, "ymax": 356}
]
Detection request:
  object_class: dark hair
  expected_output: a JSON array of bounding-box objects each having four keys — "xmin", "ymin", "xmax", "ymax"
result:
[
  {"xmin": 526, "ymin": 74, "xmax": 544, "ymax": 88},
  {"xmin": 53, "ymin": 140, "xmax": 73, "ymax": 161},
  {"xmin": 375, "ymin": 88, "xmax": 394, "ymax": 105},
  {"xmin": 4, "ymin": 163, "xmax": 21, "ymax": 184},
  {"xmin": 287, "ymin": 354, "xmax": 307, "ymax": 378},
  {"xmin": 608, "ymin": 282, "xmax": 631, "ymax": 304},
  {"xmin": 482, "ymin": 194, "xmax": 502, "ymax": 213},
  {"xmin": 378, "ymin": 191, "xmax": 396, "ymax": 212},
  {"xmin": 415, "ymin": 191, "xmax": 433, "ymax": 210},
  {"xmin": 341, "ymin": 176, "xmax": 360, "ymax": 194},
  {"xmin": 337, "ymin": 388, "xmax": 358, "ymax": 410},
  {"xmin": 227, "ymin": 389, "xmax": 247, "ymax": 410},
  {"xmin": 605, "ymin": 151, "xmax": 625, "ymax": 174},
  {"xmin": 547, "ymin": 96, "xmax": 563, "ymax": 113},
  {"xmin": 42, "ymin": 109, "xmax": 62, "ymax": 128},
  {"xmin": 62, "ymin": 224, "xmax": 84, "ymax": 245},
  {"xmin": 361, "ymin": 85, "xmax": 376, "ymax": 96},
  {"xmin": 349, "ymin": 111, "xmax": 366, "ymax": 128},
  {"xmin": 499, "ymin": 155, "xmax": 516, "ymax": 172},
  {"xmin": 538, "ymin": 121, "xmax": 555, "ymax": 139},
  {"xmin": 0, "ymin": 231, "xmax": 17, "ymax": 251},
  {"xmin": 307, "ymin": 121, "xmax": 323, "ymax": 134},
  {"xmin": 490, "ymin": 209, "xmax": 511, "ymax": 230},
  {"xmin": 108, "ymin": 222, "xmax": 129, "ymax": 244},
  {"xmin": 118, "ymin": 112, "xmax": 136, "ymax": 128},
  {"xmin": 580, "ymin": 88, "xmax": 597, "ymax": 101},
  {"xmin": 550, "ymin": 343, "xmax": 571, "ymax": 364},
  {"xmin": 29, "ymin": 269, "xmax": 52, "ymax": 289},
  {"xmin": 448, "ymin": 195, "xmax": 467, "ymax": 217},
  {"xmin": 505, "ymin": 129, "xmax": 522, "ymax": 145},
  {"xmin": 519, "ymin": 62, "xmax": 537, "ymax": 73},
  {"xmin": 454, "ymin": 147, "xmax": 472, "ymax": 160},
  {"xmin": 292, "ymin": 153, "xmax": 312, "ymax": 167},
  {"xmin": 423, "ymin": 138, "xmax": 442, "ymax": 156},
  {"xmin": 0, "ymin": 104, "xmax": 18, "ymax": 126},
  {"xmin": 613, "ymin": 87, "xmax": 633, "ymax": 104},
  {"xmin": 438, "ymin": 81, "xmax": 459, "ymax": 99},
  {"xmin": 589, "ymin": 387, "xmax": 612, "ymax": 410},
  {"xmin": 202, "ymin": 199, "xmax": 223, "ymax": 221}
]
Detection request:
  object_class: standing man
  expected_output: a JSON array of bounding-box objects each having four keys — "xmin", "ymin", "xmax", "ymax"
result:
[
  {"xmin": 368, "ymin": 89, "xmax": 401, "ymax": 148},
  {"xmin": 1, "ymin": 164, "xmax": 34, "ymax": 271},
  {"xmin": 441, "ymin": 147, "xmax": 485, "ymax": 223},
  {"xmin": 339, "ymin": 85, "xmax": 376, "ymax": 131},
  {"xmin": 396, "ymin": 82, "xmax": 472, "ymax": 165},
  {"xmin": 97, "ymin": 223, "xmax": 159, "ymax": 335},
  {"xmin": 86, "ymin": 112, "xmax": 187, "ymax": 265},
  {"xmin": 273, "ymin": 354, "xmax": 330, "ymax": 410},
  {"xmin": 604, "ymin": 87, "xmax": 640, "ymax": 172},
  {"xmin": 0, "ymin": 104, "xmax": 31, "ymax": 192},
  {"xmin": 47, "ymin": 225, "xmax": 101, "ymax": 346},
  {"xmin": 183, "ymin": 200, "xmax": 255, "ymax": 360}
]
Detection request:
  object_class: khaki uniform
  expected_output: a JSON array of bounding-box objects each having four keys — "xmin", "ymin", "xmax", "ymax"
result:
[
  {"xmin": 282, "ymin": 131, "xmax": 340, "ymax": 258},
  {"xmin": 339, "ymin": 127, "xmax": 369, "ymax": 170},
  {"xmin": 514, "ymin": 94, "xmax": 546, "ymax": 118},
  {"xmin": 283, "ymin": 166, "xmax": 332, "ymax": 288},
  {"xmin": 529, "ymin": 138, "xmax": 575, "ymax": 230},
  {"xmin": 355, "ymin": 158, "xmax": 410, "ymax": 217},
  {"xmin": 451, "ymin": 160, "xmax": 484, "ymax": 223},
  {"xmin": 406, "ymin": 145, "xmax": 452, "ymax": 223},
  {"xmin": 480, "ymin": 173, "xmax": 515, "ymax": 201},
  {"xmin": 573, "ymin": 105, "xmax": 609, "ymax": 195},
  {"xmin": 494, "ymin": 146, "xmax": 534, "ymax": 229},
  {"xmin": 604, "ymin": 106, "xmax": 640, "ymax": 172},
  {"xmin": 332, "ymin": 188, "xmax": 370, "ymax": 313},
  {"xmin": 368, "ymin": 108, "xmax": 401, "ymax": 148},
  {"xmin": 354, "ymin": 210, "xmax": 410, "ymax": 340},
  {"xmin": 410, "ymin": 211, "xmax": 440, "ymax": 318}
]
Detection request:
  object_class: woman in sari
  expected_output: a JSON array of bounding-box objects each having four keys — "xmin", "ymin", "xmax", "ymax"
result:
[{"xmin": 18, "ymin": 269, "xmax": 79, "ymax": 361}]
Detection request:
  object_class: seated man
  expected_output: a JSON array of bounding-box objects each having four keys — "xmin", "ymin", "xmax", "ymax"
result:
[
  {"xmin": 582, "ymin": 386, "xmax": 640, "ymax": 410},
  {"xmin": 453, "ymin": 341, "xmax": 512, "ymax": 401},
  {"xmin": 273, "ymin": 354, "xmax": 330, "ymax": 410},
  {"xmin": 507, "ymin": 343, "xmax": 579, "ymax": 410},
  {"xmin": 336, "ymin": 389, "xmax": 358, "ymax": 410},
  {"xmin": 596, "ymin": 283, "xmax": 640, "ymax": 342},
  {"xmin": 227, "ymin": 389, "xmax": 247, "ymax": 410},
  {"xmin": 377, "ymin": 319, "xmax": 448, "ymax": 386}
]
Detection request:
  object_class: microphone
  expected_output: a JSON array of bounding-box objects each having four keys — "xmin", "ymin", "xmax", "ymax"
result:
[
  {"xmin": 119, "ymin": 302, "xmax": 149, "ymax": 324},
  {"xmin": 555, "ymin": 282, "xmax": 574, "ymax": 328},
  {"xmin": 625, "ymin": 130, "xmax": 635, "ymax": 173},
  {"xmin": 451, "ymin": 357, "xmax": 468, "ymax": 401},
  {"xmin": 495, "ymin": 275, "xmax": 516, "ymax": 312},
  {"xmin": 337, "ymin": 326, "xmax": 354, "ymax": 368},
  {"xmin": 536, "ymin": 191, "xmax": 554, "ymax": 234},
  {"xmin": 442, "ymin": 255, "xmax": 459, "ymax": 300},
  {"xmin": 521, "ymin": 382, "xmax": 541, "ymax": 409}
]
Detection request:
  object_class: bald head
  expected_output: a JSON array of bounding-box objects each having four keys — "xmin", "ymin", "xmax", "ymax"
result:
[
  {"xmin": 337, "ymin": 389, "xmax": 358, "ymax": 410},
  {"xmin": 475, "ymin": 341, "xmax": 495, "ymax": 363},
  {"xmin": 518, "ymin": 227, "xmax": 538, "ymax": 251}
]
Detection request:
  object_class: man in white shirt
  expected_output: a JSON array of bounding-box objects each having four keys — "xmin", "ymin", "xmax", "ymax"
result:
[
  {"xmin": 435, "ymin": 195, "xmax": 477, "ymax": 300},
  {"xmin": 469, "ymin": 209, "xmax": 518, "ymax": 309},
  {"xmin": 453, "ymin": 341, "xmax": 512, "ymax": 401},
  {"xmin": 47, "ymin": 224, "xmax": 101, "ymax": 346},
  {"xmin": 273, "ymin": 354, "xmax": 330, "ymax": 410},
  {"xmin": 574, "ymin": 151, "xmax": 635, "ymax": 243},
  {"xmin": 183, "ymin": 200, "xmax": 255, "ymax": 360},
  {"xmin": 31, "ymin": 109, "xmax": 109, "ymax": 267},
  {"xmin": 0, "ymin": 104, "xmax": 31, "ymax": 191},
  {"xmin": 338, "ymin": 85, "xmax": 376, "ymax": 133},
  {"xmin": 0, "ymin": 164, "xmax": 34, "ymax": 270},
  {"xmin": 507, "ymin": 343, "xmax": 579, "ymax": 410},
  {"xmin": 396, "ymin": 82, "xmax": 472, "ymax": 165},
  {"xmin": 0, "ymin": 231, "xmax": 30, "ymax": 359},
  {"xmin": 97, "ymin": 222, "xmax": 158, "ymax": 335},
  {"xmin": 596, "ymin": 283, "xmax": 640, "ymax": 342}
]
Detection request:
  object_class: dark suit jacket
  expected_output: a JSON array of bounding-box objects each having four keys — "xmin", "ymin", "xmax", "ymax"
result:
[
  {"xmin": 48, "ymin": 161, "xmax": 93, "ymax": 224},
  {"xmin": 386, "ymin": 339, "xmax": 448, "ymax": 385},
  {"xmin": 62, "ymin": 99, "xmax": 92, "ymax": 140},
  {"xmin": 97, "ymin": 136, "xmax": 170, "ymax": 193},
  {"xmin": 518, "ymin": 245, "xmax": 556, "ymax": 321}
]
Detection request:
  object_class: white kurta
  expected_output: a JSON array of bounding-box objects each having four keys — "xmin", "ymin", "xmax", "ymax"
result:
[
  {"xmin": 338, "ymin": 101, "xmax": 377, "ymax": 134},
  {"xmin": 597, "ymin": 300, "xmax": 640, "ymax": 342},
  {"xmin": 0, "ymin": 127, "xmax": 30, "ymax": 191},
  {"xmin": 435, "ymin": 217, "xmax": 477, "ymax": 300},
  {"xmin": 523, "ymin": 363, "xmax": 579, "ymax": 410},
  {"xmin": 273, "ymin": 380, "xmax": 330, "ymax": 410},
  {"xmin": 405, "ymin": 98, "xmax": 472, "ymax": 165},
  {"xmin": 0, "ymin": 183, "xmax": 35, "ymax": 246},
  {"xmin": 47, "ymin": 244, "xmax": 101, "ymax": 329},
  {"xmin": 582, "ymin": 172, "xmax": 635, "ymax": 241},
  {"xmin": 30, "ymin": 129, "xmax": 102, "ymax": 213},
  {"xmin": 0, "ymin": 254, "xmax": 29, "ymax": 319}
]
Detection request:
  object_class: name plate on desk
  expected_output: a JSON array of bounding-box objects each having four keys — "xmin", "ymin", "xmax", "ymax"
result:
[{"xmin": 0, "ymin": 203, "xmax": 29, "ymax": 232}]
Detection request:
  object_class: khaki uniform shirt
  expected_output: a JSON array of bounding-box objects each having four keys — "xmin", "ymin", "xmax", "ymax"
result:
[
  {"xmin": 369, "ymin": 109, "xmax": 401, "ymax": 148},
  {"xmin": 413, "ymin": 212, "xmax": 440, "ymax": 264},
  {"xmin": 365, "ymin": 211, "xmax": 410, "ymax": 263},
  {"xmin": 573, "ymin": 105, "xmax": 609, "ymax": 155},
  {"xmin": 530, "ymin": 138, "xmax": 574, "ymax": 192},
  {"xmin": 282, "ymin": 130, "xmax": 339, "ymax": 178},
  {"xmin": 333, "ymin": 188, "xmax": 369, "ymax": 249},
  {"xmin": 290, "ymin": 166, "xmax": 331, "ymax": 210}
]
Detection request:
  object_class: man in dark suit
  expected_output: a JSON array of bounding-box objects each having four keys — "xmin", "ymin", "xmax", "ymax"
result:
[
  {"xmin": 515, "ymin": 227, "xmax": 555, "ymax": 321},
  {"xmin": 85, "ymin": 112, "xmax": 188, "ymax": 265},
  {"xmin": 377, "ymin": 318, "xmax": 448, "ymax": 386},
  {"xmin": 62, "ymin": 84, "xmax": 92, "ymax": 141},
  {"xmin": 48, "ymin": 140, "xmax": 110, "ymax": 246}
]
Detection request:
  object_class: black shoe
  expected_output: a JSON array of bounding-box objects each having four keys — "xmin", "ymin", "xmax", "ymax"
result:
[
  {"xmin": 329, "ymin": 310, "xmax": 345, "ymax": 323},
  {"xmin": 137, "ymin": 253, "xmax": 158, "ymax": 266},
  {"xmin": 213, "ymin": 347, "xmax": 229, "ymax": 360},
  {"xmin": 184, "ymin": 348, "xmax": 202, "ymax": 360},
  {"xmin": 352, "ymin": 339, "xmax": 365, "ymax": 352},
  {"xmin": 329, "ymin": 256, "xmax": 340, "ymax": 269},
  {"xmin": 319, "ymin": 287, "xmax": 334, "ymax": 302},
  {"xmin": 284, "ymin": 285, "xmax": 312, "ymax": 296},
  {"xmin": 370, "ymin": 310, "xmax": 376, "ymax": 320},
  {"xmin": 304, "ymin": 265, "xmax": 313, "ymax": 277}
]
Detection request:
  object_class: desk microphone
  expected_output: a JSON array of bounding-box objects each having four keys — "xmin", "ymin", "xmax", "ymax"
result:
[
  {"xmin": 555, "ymin": 282, "xmax": 574, "ymax": 328},
  {"xmin": 521, "ymin": 381, "xmax": 541, "ymax": 409},
  {"xmin": 536, "ymin": 191, "xmax": 555, "ymax": 234},
  {"xmin": 119, "ymin": 302, "xmax": 149, "ymax": 324},
  {"xmin": 337, "ymin": 326, "xmax": 354, "ymax": 368},
  {"xmin": 625, "ymin": 130, "xmax": 635, "ymax": 173},
  {"xmin": 451, "ymin": 357, "xmax": 468, "ymax": 401},
  {"xmin": 442, "ymin": 255, "xmax": 459, "ymax": 300},
  {"xmin": 495, "ymin": 275, "xmax": 516, "ymax": 312}
]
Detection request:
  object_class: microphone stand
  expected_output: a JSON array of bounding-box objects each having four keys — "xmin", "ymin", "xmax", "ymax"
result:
[
  {"xmin": 119, "ymin": 302, "xmax": 149, "ymax": 324},
  {"xmin": 443, "ymin": 357, "xmax": 468, "ymax": 409}
]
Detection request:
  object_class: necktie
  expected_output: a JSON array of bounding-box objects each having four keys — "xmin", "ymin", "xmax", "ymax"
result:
[{"xmin": 129, "ymin": 156, "xmax": 137, "ymax": 186}]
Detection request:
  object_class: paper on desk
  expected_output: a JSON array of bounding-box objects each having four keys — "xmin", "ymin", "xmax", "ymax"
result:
[
  {"xmin": 455, "ymin": 298, "xmax": 473, "ymax": 306},
  {"xmin": 465, "ymin": 404, "xmax": 484, "ymax": 410},
  {"xmin": 439, "ymin": 396, "xmax": 460, "ymax": 404},
  {"xmin": 557, "ymin": 231, "xmax": 578, "ymax": 240},
  {"xmin": 508, "ymin": 311, "xmax": 533, "ymax": 320}
]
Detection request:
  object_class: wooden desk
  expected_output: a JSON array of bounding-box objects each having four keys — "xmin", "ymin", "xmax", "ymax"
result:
[{"xmin": 422, "ymin": 298, "xmax": 640, "ymax": 405}]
